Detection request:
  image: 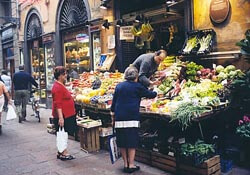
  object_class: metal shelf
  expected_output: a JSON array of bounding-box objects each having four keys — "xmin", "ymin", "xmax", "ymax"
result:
[{"xmin": 180, "ymin": 50, "xmax": 242, "ymax": 60}]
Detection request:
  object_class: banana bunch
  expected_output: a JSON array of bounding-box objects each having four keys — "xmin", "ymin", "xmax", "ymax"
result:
[
  {"xmin": 131, "ymin": 26, "xmax": 142, "ymax": 36},
  {"xmin": 141, "ymin": 23, "xmax": 154, "ymax": 34},
  {"xmin": 147, "ymin": 33, "xmax": 154, "ymax": 42},
  {"xmin": 158, "ymin": 56, "xmax": 176, "ymax": 70},
  {"xmin": 131, "ymin": 23, "xmax": 154, "ymax": 37}
]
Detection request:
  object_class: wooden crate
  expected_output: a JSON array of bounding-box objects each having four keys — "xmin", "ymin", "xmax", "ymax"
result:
[
  {"xmin": 179, "ymin": 155, "xmax": 221, "ymax": 175},
  {"xmin": 79, "ymin": 126, "xmax": 100, "ymax": 152},
  {"xmin": 135, "ymin": 148, "xmax": 151, "ymax": 165},
  {"xmin": 151, "ymin": 152, "xmax": 176, "ymax": 173}
]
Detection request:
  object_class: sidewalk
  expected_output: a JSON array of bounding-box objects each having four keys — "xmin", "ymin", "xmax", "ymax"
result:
[
  {"xmin": 0, "ymin": 105, "xmax": 169, "ymax": 175},
  {"xmin": 1, "ymin": 106, "xmax": 249, "ymax": 175}
]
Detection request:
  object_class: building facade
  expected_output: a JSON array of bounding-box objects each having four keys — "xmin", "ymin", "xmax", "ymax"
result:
[
  {"xmin": 18, "ymin": 0, "xmax": 115, "ymax": 105},
  {"xmin": 0, "ymin": 0, "xmax": 19, "ymax": 82}
]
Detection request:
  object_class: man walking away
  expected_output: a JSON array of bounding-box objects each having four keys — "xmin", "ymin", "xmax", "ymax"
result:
[
  {"xmin": 13, "ymin": 65, "xmax": 38, "ymax": 123},
  {"xmin": 1, "ymin": 70, "xmax": 12, "ymax": 111}
]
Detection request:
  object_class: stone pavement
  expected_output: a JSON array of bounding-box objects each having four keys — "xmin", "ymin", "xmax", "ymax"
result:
[
  {"xmin": 0, "ymin": 106, "xmax": 169, "ymax": 175},
  {"xmin": 0, "ymin": 106, "xmax": 249, "ymax": 175}
]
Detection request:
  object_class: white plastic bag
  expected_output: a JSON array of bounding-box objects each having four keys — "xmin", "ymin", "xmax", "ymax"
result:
[
  {"xmin": 56, "ymin": 127, "xmax": 68, "ymax": 153},
  {"xmin": 6, "ymin": 105, "xmax": 17, "ymax": 121},
  {"xmin": 108, "ymin": 133, "xmax": 121, "ymax": 164}
]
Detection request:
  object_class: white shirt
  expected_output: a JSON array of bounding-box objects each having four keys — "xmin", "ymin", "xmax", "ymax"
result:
[{"xmin": 1, "ymin": 74, "xmax": 11, "ymax": 92}]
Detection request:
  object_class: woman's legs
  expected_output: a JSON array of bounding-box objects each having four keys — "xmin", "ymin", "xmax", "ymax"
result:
[
  {"xmin": 120, "ymin": 148, "xmax": 128, "ymax": 168},
  {"xmin": 128, "ymin": 148, "xmax": 136, "ymax": 168}
]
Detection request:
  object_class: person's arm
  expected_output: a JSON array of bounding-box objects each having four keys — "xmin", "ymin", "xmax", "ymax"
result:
[
  {"xmin": 138, "ymin": 61, "xmax": 151, "ymax": 87},
  {"xmin": 138, "ymin": 84, "xmax": 157, "ymax": 99},
  {"xmin": 53, "ymin": 88, "xmax": 64, "ymax": 127},
  {"xmin": 110, "ymin": 86, "xmax": 119, "ymax": 126},
  {"xmin": 2, "ymin": 84, "xmax": 11, "ymax": 104},
  {"xmin": 29, "ymin": 75, "xmax": 38, "ymax": 88}
]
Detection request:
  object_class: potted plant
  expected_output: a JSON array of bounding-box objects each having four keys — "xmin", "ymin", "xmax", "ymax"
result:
[
  {"xmin": 236, "ymin": 115, "xmax": 250, "ymax": 163},
  {"xmin": 236, "ymin": 29, "xmax": 250, "ymax": 55}
]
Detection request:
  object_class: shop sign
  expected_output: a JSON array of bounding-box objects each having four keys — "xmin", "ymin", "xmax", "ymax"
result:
[
  {"xmin": 210, "ymin": 0, "xmax": 230, "ymax": 24},
  {"xmin": 76, "ymin": 33, "xmax": 89, "ymax": 42},
  {"xmin": 1, "ymin": 28, "xmax": 13, "ymax": 41},
  {"xmin": 90, "ymin": 25, "xmax": 100, "ymax": 32},
  {"xmin": 120, "ymin": 26, "xmax": 134, "ymax": 40}
]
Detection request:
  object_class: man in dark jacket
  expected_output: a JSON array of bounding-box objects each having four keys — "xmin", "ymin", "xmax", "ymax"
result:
[
  {"xmin": 13, "ymin": 65, "xmax": 38, "ymax": 123},
  {"xmin": 132, "ymin": 49, "xmax": 167, "ymax": 87}
]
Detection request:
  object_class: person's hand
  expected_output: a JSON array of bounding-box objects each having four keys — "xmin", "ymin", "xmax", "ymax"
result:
[
  {"xmin": 59, "ymin": 118, "xmax": 64, "ymax": 127},
  {"xmin": 150, "ymin": 80, "xmax": 161, "ymax": 86}
]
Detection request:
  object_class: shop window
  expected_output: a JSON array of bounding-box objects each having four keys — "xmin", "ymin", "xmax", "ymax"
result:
[{"xmin": 64, "ymin": 33, "xmax": 90, "ymax": 73}]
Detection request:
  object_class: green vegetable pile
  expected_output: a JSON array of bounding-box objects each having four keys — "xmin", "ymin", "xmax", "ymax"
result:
[
  {"xmin": 216, "ymin": 65, "xmax": 245, "ymax": 82},
  {"xmin": 183, "ymin": 36, "xmax": 198, "ymax": 53},
  {"xmin": 186, "ymin": 62, "xmax": 203, "ymax": 81},
  {"xmin": 171, "ymin": 102, "xmax": 211, "ymax": 130},
  {"xmin": 180, "ymin": 140, "xmax": 215, "ymax": 165},
  {"xmin": 198, "ymin": 34, "xmax": 212, "ymax": 52},
  {"xmin": 236, "ymin": 29, "xmax": 250, "ymax": 54}
]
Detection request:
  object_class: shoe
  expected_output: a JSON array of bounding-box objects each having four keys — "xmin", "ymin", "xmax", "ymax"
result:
[
  {"xmin": 127, "ymin": 165, "xmax": 140, "ymax": 173},
  {"xmin": 58, "ymin": 154, "xmax": 75, "ymax": 161},
  {"xmin": 123, "ymin": 167, "xmax": 129, "ymax": 173}
]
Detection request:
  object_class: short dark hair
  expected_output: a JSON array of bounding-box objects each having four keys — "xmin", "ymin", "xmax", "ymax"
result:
[
  {"xmin": 155, "ymin": 49, "xmax": 167, "ymax": 56},
  {"xmin": 1, "ymin": 70, "xmax": 7, "ymax": 75},
  {"xmin": 54, "ymin": 66, "xmax": 66, "ymax": 80},
  {"xmin": 19, "ymin": 65, "xmax": 25, "ymax": 71}
]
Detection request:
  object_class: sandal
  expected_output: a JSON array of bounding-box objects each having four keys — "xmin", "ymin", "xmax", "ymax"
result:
[
  {"xmin": 58, "ymin": 154, "xmax": 75, "ymax": 161},
  {"xmin": 127, "ymin": 165, "xmax": 140, "ymax": 173}
]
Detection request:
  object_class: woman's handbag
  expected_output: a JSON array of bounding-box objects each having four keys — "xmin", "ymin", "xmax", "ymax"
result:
[
  {"xmin": 6, "ymin": 104, "xmax": 17, "ymax": 121},
  {"xmin": 56, "ymin": 127, "xmax": 68, "ymax": 153},
  {"xmin": 108, "ymin": 128, "xmax": 121, "ymax": 164}
]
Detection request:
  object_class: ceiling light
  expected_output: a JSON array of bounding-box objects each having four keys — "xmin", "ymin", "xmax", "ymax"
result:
[
  {"xmin": 116, "ymin": 19, "xmax": 123, "ymax": 27},
  {"xmin": 100, "ymin": 2, "xmax": 108, "ymax": 9},
  {"xmin": 135, "ymin": 15, "xmax": 141, "ymax": 23}
]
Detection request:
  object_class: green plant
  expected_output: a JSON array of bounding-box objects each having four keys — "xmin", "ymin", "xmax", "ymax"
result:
[
  {"xmin": 180, "ymin": 140, "xmax": 215, "ymax": 157},
  {"xmin": 236, "ymin": 115, "xmax": 250, "ymax": 139},
  {"xmin": 236, "ymin": 29, "xmax": 250, "ymax": 54}
]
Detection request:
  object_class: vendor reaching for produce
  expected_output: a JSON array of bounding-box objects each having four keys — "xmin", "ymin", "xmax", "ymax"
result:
[
  {"xmin": 111, "ymin": 66, "xmax": 157, "ymax": 173},
  {"xmin": 132, "ymin": 49, "xmax": 167, "ymax": 87}
]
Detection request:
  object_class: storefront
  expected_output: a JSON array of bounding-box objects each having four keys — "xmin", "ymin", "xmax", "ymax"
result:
[
  {"xmin": 24, "ymin": 9, "xmax": 46, "ymax": 102},
  {"xmin": 56, "ymin": 0, "xmax": 91, "ymax": 75},
  {"xmin": 1, "ymin": 24, "xmax": 15, "ymax": 74}
]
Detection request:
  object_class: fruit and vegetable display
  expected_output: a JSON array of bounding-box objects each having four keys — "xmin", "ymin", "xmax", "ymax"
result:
[{"xmin": 69, "ymin": 56, "xmax": 245, "ymax": 129}]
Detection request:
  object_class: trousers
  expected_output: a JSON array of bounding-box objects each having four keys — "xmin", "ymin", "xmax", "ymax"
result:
[{"xmin": 14, "ymin": 90, "xmax": 29, "ymax": 119}]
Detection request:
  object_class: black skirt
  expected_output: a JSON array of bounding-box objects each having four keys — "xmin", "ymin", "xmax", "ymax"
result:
[
  {"xmin": 115, "ymin": 128, "xmax": 139, "ymax": 148},
  {"xmin": 54, "ymin": 115, "xmax": 77, "ymax": 136}
]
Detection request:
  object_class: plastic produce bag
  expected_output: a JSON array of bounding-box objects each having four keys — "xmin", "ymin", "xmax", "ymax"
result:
[
  {"xmin": 56, "ymin": 127, "xmax": 68, "ymax": 153},
  {"xmin": 108, "ymin": 129, "xmax": 121, "ymax": 164},
  {"xmin": 6, "ymin": 105, "xmax": 17, "ymax": 121}
]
